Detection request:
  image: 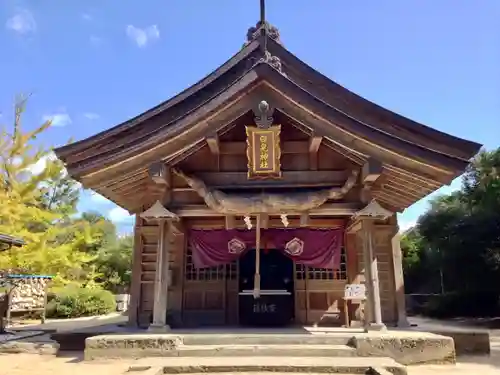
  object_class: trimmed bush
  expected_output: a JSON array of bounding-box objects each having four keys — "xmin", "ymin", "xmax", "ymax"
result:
[{"xmin": 46, "ymin": 286, "xmax": 116, "ymax": 318}]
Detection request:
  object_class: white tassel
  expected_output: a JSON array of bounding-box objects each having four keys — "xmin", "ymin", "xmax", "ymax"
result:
[
  {"xmin": 244, "ymin": 216, "xmax": 253, "ymax": 230},
  {"xmin": 280, "ymin": 214, "xmax": 289, "ymax": 227}
]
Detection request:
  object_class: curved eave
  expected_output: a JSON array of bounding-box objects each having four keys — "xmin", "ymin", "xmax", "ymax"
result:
[
  {"xmin": 55, "ymin": 40, "xmax": 261, "ymax": 161},
  {"xmin": 56, "ymin": 34, "xmax": 481, "ymax": 170},
  {"xmin": 266, "ymin": 38, "xmax": 482, "ymax": 161},
  {"xmin": 66, "ymin": 63, "xmax": 471, "ymax": 188}
]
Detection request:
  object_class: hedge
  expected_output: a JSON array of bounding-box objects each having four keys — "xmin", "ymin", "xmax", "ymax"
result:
[{"xmin": 46, "ymin": 286, "xmax": 116, "ymax": 318}]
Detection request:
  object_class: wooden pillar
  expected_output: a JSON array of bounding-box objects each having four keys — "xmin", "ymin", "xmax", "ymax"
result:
[
  {"xmin": 361, "ymin": 219, "xmax": 386, "ymax": 331},
  {"xmin": 391, "ymin": 232, "xmax": 410, "ymax": 327},
  {"xmin": 149, "ymin": 219, "xmax": 172, "ymax": 331}
]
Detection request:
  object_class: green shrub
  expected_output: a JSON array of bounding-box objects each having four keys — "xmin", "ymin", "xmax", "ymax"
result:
[{"xmin": 46, "ymin": 286, "xmax": 116, "ymax": 318}]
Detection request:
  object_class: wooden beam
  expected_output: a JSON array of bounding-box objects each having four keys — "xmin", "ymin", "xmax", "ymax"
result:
[
  {"xmin": 206, "ymin": 134, "xmax": 220, "ymax": 172},
  {"xmin": 261, "ymin": 214, "xmax": 269, "ymax": 229},
  {"xmin": 362, "ymin": 158, "xmax": 383, "ymax": 184},
  {"xmin": 220, "ymin": 141, "xmax": 309, "ymax": 155},
  {"xmin": 206, "ymin": 135, "xmax": 220, "ymax": 155},
  {"xmin": 173, "ymin": 202, "xmax": 361, "ymax": 217},
  {"xmin": 300, "ymin": 213, "xmax": 309, "ymax": 227},
  {"xmin": 187, "ymin": 170, "xmax": 349, "ymax": 189},
  {"xmin": 148, "ymin": 162, "xmax": 171, "ymax": 186},
  {"xmin": 384, "ymin": 180, "xmax": 431, "ymax": 198},
  {"xmin": 372, "ymin": 189, "xmax": 412, "ymax": 207},
  {"xmin": 382, "ymin": 184, "xmax": 423, "ymax": 200},
  {"xmin": 385, "ymin": 165, "xmax": 442, "ymax": 189},
  {"xmin": 225, "ymin": 215, "xmax": 236, "ymax": 229},
  {"xmin": 385, "ymin": 172, "xmax": 435, "ymax": 193},
  {"xmin": 94, "ymin": 169, "xmax": 148, "ymax": 190},
  {"xmin": 309, "ymin": 136, "xmax": 322, "ymax": 170}
]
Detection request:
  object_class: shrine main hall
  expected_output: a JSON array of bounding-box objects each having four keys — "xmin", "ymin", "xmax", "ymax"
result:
[{"xmin": 55, "ymin": 16, "xmax": 481, "ymax": 331}]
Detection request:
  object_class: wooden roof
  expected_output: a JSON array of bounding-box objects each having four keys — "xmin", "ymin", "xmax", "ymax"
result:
[
  {"xmin": 54, "ymin": 22, "xmax": 482, "ymax": 213},
  {"xmin": 0, "ymin": 233, "xmax": 25, "ymax": 250}
]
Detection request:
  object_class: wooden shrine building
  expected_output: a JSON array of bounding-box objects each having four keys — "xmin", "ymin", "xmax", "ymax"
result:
[{"xmin": 55, "ymin": 11, "xmax": 481, "ymax": 330}]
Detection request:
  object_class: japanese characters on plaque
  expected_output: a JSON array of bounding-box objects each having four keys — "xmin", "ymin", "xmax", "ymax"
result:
[
  {"xmin": 245, "ymin": 125, "xmax": 282, "ymax": 179},
  {"xmin": 253, "ymin": 302, "xmax": 277, "ymax": 313},
  {"xmin": 344, "ymin": 284, "xmax": 366, "ymax": 301}
]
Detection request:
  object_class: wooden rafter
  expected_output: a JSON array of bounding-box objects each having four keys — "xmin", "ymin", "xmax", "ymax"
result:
[
  {"xmin": 308, "ymin": 134, "xmax": 322, "ymax": 170},
  {"xmin": 206, "ymin": 134, "xmax": 220, "ymax": 155}
]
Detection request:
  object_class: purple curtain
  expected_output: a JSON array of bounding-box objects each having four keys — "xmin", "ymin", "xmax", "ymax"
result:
[
  {"xmin": 268, "ymin": 228, "xmax": 343, "ymax": 269},
  {"xmin": 188, "ymin": 228, "xmax": 343, "ymax": 269},
  {"xmin": 188, "ymin": 229, "xmax": 256, "ymax": 268}
]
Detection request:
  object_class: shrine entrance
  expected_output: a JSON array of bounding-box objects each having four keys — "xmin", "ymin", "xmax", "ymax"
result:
[{"xmin": 238, "ymin": 249, "xmax": 295, "ymax": 326}]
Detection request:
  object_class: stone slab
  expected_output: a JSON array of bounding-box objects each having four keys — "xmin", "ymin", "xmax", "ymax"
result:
[
  {"xmin": 84, "ymin": 334, "xmax": 181, "ymax": 360},
  {"xmin": 176, "ymin": 344, "xmax": 356, "ymax": 357},
  {"xmin": 83, "ymin": 330, "xmax": 455, "ymax": 366},
  {"xmin": 128, "ymin": 356, "xmax": 407, "ymax": 375},
  {"xmin": 181, "ymin": 333, "xmax": 352, "ymax": 346},
  {"xmin": 0, "ymin": 340, "xmax": 59, "ymax": 355}
]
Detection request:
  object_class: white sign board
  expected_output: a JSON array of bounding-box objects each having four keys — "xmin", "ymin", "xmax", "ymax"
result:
[{"xmin": 344, "ymin": 284, "xmax": 366, "ymax": 301}]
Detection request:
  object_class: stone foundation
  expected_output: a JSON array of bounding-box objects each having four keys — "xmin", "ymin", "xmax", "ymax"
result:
[
  {"xmin": 84, "ymin": 330, "xmax": 455, "ymax": 366},
  {"xmin": 85, "ymin": 334, "xmax": 181, "ymax": 359},
  {"xmin": 351, "ymin": 332, "xmax": 455, "ymax": 365}
]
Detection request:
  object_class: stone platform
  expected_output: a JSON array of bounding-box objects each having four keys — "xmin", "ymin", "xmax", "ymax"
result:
[
  {"xmin": 127, "ymin": 356, "xmax": 407, "ymax": 375},
  {"xmin": 84, "ymin": 327, "xmax": 456, "ymax": 366}
]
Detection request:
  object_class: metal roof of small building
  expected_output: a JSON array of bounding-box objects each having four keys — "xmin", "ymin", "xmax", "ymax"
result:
[{"xmin": 0, "ymin": 234, "xmax": 25, "ymax": 249}]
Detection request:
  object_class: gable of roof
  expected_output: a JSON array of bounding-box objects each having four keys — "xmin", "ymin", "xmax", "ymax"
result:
[{"xmin": 54, "ymin": 22, "xmax": 482, "ymax": 192}]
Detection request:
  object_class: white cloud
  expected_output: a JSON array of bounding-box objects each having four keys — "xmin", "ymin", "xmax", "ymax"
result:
[
  {"xmin": 43, "ymin": 113, "xmax": 72, "ymax": 127},
  {"xmin": 398, "ymin": 219, "xmax": 417, "ymax": 233},
  {"xmin": 126, "ymin": 24, "xmax": 160, "ymax": 47},
  {"xmin": 6, "ymin": 9, "xmax": 36, "ymax": 35},
  {"xmin": 25, "ymin": 152, "xmax": 58, "ymax": 176},
  {"xmin": 89, "ymin": 35, "xmax": 104, "ymax": 46},
  {"xmin": 108, "ymin": 207, "xmax": 133, "ymax": 223},
  {"xmin": 83, "ymin": 112, "xmax": 100, "ymax": 120}
]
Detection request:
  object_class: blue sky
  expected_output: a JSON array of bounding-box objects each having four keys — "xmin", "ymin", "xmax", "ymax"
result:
[{"xmin": 1, "ymin": 1, "xmax": 498, "ymax": 234}]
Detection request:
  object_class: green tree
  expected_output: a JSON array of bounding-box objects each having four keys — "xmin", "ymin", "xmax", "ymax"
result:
[
  {"xmin": 94, "ymin": 235, "xmax": 133, "ymax": 293},
  {"xmin": 407, "ymin": 148, "xmax": 500, "ymax": 316}
]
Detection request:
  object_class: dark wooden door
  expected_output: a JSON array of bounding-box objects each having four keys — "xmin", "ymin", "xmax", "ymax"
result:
[{"xmin": 238, "ymin": 249, "xmax": 294, "ymax": 326}]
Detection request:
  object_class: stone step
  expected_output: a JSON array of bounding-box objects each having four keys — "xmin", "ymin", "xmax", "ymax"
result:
[
  {"xmin": 177, "ymin": 343, "xmax": 357, "ymax": 357},
  {"xmin": 181, "ymin": 333, "xmax": 352, "ymax": 346},
  {"xmin": 128, "ymin": 356, "xmax": 407, "ymax": 375}
]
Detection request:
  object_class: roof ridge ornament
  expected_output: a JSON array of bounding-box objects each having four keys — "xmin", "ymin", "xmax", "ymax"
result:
[
  {"xmin": 246, "ymin": 21, "xmax": 282, "ymax": 45},
  {"xmin": 257, "ymin": 50, "xmax": 286, "ymax": 76},
  {"xmin": 245, "ymin": 0, "xmax": 282, "ymax": 46}
]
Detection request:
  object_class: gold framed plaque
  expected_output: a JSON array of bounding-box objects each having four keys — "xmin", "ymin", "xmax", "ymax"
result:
[{"xmin": 245, "ymin": 125, "xmax": 282, "ymax": 179}]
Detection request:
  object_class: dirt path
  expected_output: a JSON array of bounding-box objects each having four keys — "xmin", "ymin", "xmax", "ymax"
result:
[
  {"xmin": 1, "ymin": 352, "xmax": 500, "ymax": 375},
  {"xmin": 0, "ymin": 353, "xmax": 132, "ymax": 375}
]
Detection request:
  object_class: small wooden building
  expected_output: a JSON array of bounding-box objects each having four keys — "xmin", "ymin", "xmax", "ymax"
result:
[{"xmin": 55, "ymin": 18, "xmax": 481, "ymax": 330}]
